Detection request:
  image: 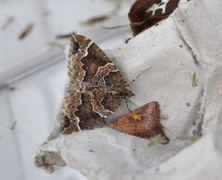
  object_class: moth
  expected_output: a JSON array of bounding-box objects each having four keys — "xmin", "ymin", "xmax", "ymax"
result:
[
  {"xmin": 107, "ymin": 101, "xmax": 169, "ymax": 144},
  {"xmin": 60, "ymin": 35, "xmax": 134, "ymax": 134},
  {"xmin": 128, "ymin": 0, "xmax": 180, "ymax": 36}
]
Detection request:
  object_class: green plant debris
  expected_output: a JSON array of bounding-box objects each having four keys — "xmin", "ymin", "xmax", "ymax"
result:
[
  {"xmin": 1, "ymin": 16, "xmax": 14, "ymax": 30},
  {"xmin": 179, "ymin": 135, "xmax": 199, "ymax": 143},
  {"xmin": 48, "ymin": 42, "xmax": 65, "ymax": 50},
  {"xmin": 186, "ymin": 102, "xmax": 190, "ymax": 107},
  {"xmin": 191, "ymin": 72, "xmax": 198, "ymax": 87},
  {"xmin": 11, "ymin": 121, "xmax": 17, "ymax": 130},
  {"xmin": 148, "ymin": 134, "xmax": 168, "ymax": 147}
]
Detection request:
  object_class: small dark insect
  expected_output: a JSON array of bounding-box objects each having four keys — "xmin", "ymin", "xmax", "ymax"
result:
[
  {"xmin": 9, "ymin": 87, "xmax": 16, "ymax": 91},
  {"xmin": 82, "ymin": 15, "xmax": 109, "ymax": 25},
  {"xmin": 18, "ymin": 23, "xmax": 34, "ymax": 40},
  {"xmin": 11, "ymin": 121, "xmax": 17, "ymax": 130},
  {"xmin": 56, "ymin": 31, "xmax": 76, "ymax": 39}
]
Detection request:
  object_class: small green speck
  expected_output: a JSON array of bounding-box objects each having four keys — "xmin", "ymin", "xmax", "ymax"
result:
[
  {"xmin": 186, "ymin": 102, "xmax": 190, "ymax": 107},
  {"xmin": 48, "ymin": 42, "xmax": 65, "ymax": 50},
  {"xmin": 148, "ymin": 134, "xmax": 168, "ymax": 147},
  {"xmin": 191, "ymin": 72, "xmax": 198, "ymax": 87},
  {"xmin": 179, "ymin": 135, "xmax": 199, "ymax": 143}
]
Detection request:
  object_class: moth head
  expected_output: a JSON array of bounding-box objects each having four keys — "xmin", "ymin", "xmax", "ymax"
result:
[
  {"xmin": 70, "ymin": 34, "xmax": 92, "ymax": 55},
  {"xmin": 70, "ymin": 35, "xmax": 80, "ymax": 54}
]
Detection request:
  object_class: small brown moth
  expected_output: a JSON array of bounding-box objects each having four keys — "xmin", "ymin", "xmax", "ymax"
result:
[
  {"xmin": 107, "ymin": 101, "xmax": 169, "ymax": 144},
  {"xmin": 60, "ymin": 35, "xmax": 134, "ymax": 134},
  {"xmin": 128, "ymin": 0, "xmax": 180, "ymax": 36}
]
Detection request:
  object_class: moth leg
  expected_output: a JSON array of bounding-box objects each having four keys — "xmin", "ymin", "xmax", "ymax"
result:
[{"xmin": 124, "ymin": 97, "xmax": 132, "ymax": 112}]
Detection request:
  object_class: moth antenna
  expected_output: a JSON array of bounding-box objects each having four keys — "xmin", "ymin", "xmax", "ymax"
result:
[
  {"xmin": 124, "ymin": 97, "xmax": 139, "ymax": 113},
  {"xmin": 129, "ymin": 67, "xmax": 152, "ymax": 86},
  {"xmin": 124, "ymin": 97, "xmax": 131, "ymax": 112}
]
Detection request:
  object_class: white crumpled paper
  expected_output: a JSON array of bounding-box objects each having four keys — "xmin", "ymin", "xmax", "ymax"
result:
[{"xmin": 34, "ymin": 0, "xmax": 222, "ymax": 179}]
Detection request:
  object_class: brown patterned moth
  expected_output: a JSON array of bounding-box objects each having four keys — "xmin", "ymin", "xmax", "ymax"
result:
[{"xmin": 60, "ymin": 35, "xmax": 134, "ymax": 134}]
